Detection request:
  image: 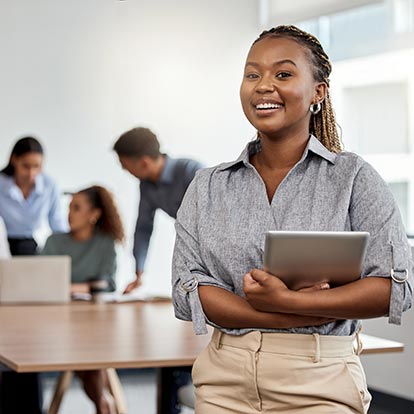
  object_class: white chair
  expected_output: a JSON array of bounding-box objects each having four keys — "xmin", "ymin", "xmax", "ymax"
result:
[{"xmin": 178, "ymin": 383, "xmax": 195, "ymax": 410}]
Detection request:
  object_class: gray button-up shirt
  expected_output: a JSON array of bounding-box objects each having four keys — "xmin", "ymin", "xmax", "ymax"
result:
[
  {"xmin": 172, "ymin": 136, "xmax": 413, "ymax": 335},
  {"xmin": 134, "ymin": 155, "xmax": 203, "ymax": 272}
]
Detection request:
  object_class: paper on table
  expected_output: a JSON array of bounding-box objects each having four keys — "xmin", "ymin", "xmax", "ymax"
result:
[{"xmin": 99, "ymin": 291, "xmax": 171, "ymax": 303}]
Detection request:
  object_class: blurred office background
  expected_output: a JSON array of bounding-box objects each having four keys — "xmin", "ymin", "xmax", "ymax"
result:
[{"xmin": 0, "ymin": 0, "xmax": 413, "ymax": 411}]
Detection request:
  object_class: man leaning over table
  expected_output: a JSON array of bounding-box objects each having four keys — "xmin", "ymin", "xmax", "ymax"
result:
[{"xmin": 113, "ymin": 126, "xmax": 203, "ymax": 413}]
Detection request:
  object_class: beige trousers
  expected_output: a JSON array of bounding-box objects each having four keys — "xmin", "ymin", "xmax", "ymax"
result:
[{"xmin": 192, "ymin": 329, "xmax": 371, "ymax": 414}]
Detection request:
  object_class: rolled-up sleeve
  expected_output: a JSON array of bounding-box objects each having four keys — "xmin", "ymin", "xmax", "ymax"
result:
[
  {"xmin": 172, "ymin": 173, "xmax": 233, "ymax": 335},
  {"xmin": 350, "ymin": 162, "xmax": 413, "ymax": 324}
]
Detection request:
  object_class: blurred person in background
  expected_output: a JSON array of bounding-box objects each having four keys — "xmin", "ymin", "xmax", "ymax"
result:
[
  {"xmin": 113, "ymin": 127, "xmax": 203, "ymax": 294},
  {"xmin": 113, "ymin": 127, "xmax": 203, "ymax": 414},
  {"xmin": 0, "ymin": 217, "xmax": 10, "ymax": 258},
  {"xmin": 43, "ymin": 185, "xmax": 124, "ymax": 414},
  {"xmin": 0, "ymin": 136, "xmax": 67, "ymax": 414}
]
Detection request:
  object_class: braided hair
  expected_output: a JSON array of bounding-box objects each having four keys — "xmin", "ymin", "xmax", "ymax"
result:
[{"xmin": 253, "ymin": 25, "xmax": 343, "ymax": 153}]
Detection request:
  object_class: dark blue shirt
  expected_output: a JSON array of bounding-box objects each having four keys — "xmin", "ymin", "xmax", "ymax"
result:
[{"xmin": 134, "ymin": 155, "xmax": 203, "ymax": 272}]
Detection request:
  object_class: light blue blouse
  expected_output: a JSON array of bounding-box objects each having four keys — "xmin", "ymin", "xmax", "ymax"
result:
[{"xmin": 0, "ymin": 172, "xmax": 68, "ymax": 238}]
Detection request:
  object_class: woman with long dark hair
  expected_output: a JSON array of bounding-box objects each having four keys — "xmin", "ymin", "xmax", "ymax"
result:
[
  {"xmin": 0, "ymin": 136, "xmax": 67, "ymax": 414},
  {"xmin": 0, "ymin": 136, "xmax": 67, "ymax": 255}
]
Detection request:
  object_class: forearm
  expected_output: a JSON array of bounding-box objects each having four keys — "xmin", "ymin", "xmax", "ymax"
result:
[
  {"xmin": 133, "ymin": 228, "xmax": 151, "ymax": 272},
  {"xmin": 134, "ymin": 199, "xmax": 155, "ymax": 272},
  {"xmin": 198, "ymin": 285, "xmax": 332, "ymax": 329},
  {"xmin": 71, "ymin": 283, "xmax": 90, "ymax": 294},
  {"xmin": 281, "ymin": 277, "xmax": 391, "ymax": 319}
]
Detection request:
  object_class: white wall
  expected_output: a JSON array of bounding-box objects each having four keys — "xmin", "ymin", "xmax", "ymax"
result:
[
  {"xmin": 332, "ymin": 52, "xmax": 414, "ymax": 400},
  {"xmin": 332, "ymin": 49, "xmax": 414, "ymax": 235},
  {"xmin": 0, "ymin": 0, "xmax": 258, "ymax": 295}
]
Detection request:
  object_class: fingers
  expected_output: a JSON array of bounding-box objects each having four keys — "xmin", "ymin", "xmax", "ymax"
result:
[
  {"xmin": 299, "ymin": 283, "xmax": 330, "ymax": 293},
  {"xmin": 123, "ymin": 283, "xmax": 134, "ymax": 294},
  {"xmin": 250, "ymin": 268, "xmax": 270, "ymax": 283},
  {"xmin": 244, "ymin": 269, "xmax": 278, "ymax": 290},
  {"xmin": 243, "ymin": 272, "xmax": 255, "ymax": 284},
  {"xmin": 123, "ymin": 278, "xmax": 142, "ymax": 294},
  {"xmin": 243, "ymin": 272, "xmax": 258, "ymax": 292}
]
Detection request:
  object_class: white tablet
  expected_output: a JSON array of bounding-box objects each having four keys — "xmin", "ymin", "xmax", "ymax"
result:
[{"xmin": 263, "ymin": 231, "xmax": 369, "ymax": 290}]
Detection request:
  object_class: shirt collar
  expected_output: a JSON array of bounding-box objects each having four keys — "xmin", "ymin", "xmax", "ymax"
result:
[
  {"xmin": 216, "ymin": 137, "xmax": 258, "ymax": 171},
  {"xmin": 33, "ymin": 174, "xmax": 45, "ymax": 194},
  {"xmin": 5, "ymin": 173, "xmax": 45, "ymax": 200},
  {"xmin": 217, "ymin": 134, "xmax": 336, "ymax": 171},
  {"xmin": 307, "ymin": 135, "xmax": 337, "ymax": 164},
  {"xmin": 159, "ymin": 155, "xmax": 175, "ymax": 184}
]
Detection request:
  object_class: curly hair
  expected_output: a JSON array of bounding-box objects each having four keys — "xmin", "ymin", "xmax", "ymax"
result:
[
  {"xmin": 253, "ymin": 25, "xmax": 343, "ymax": 153},
  {"xmin": 78, "ymin": 186, "xmax": 124, "ymax": 242}
]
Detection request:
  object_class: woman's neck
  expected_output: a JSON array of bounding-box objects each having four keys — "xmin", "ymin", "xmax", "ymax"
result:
[
  {"xmin": 71, "ymin": 226, "xmax": 95, "ymax": 241},
  {"xmin": 256, "ymin": 132, "xmax": 309, "ymax": 170},
  {"xmin": 15, "ymin": 179, "xmax": 35, "ymax": 199},
  {"xmin": 251, "ymin": 132, "xmax": 310, "ymax": 203}
]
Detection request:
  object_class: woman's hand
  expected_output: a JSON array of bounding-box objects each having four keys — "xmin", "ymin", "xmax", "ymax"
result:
[
  {"xmin": 199, "ymin": 284, "xmax": 335, "ymax": 329},
  {"xmin": 243, "ymin": 269, "xmax": 330, "ymax": 312},
  {"xmin": 243, "ymin": 269, "xmax": 289, "ymax": 312}
]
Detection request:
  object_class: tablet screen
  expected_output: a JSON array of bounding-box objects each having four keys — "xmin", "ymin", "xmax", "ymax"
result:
[{"xmin": 263, "ymin": 231, "xmax": 369, "ymax": 290}]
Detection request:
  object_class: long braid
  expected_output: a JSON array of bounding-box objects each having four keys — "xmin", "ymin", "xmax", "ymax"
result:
[{"xmin": 254, "ymin": 25, "xmax": 343, "ymax": 153}]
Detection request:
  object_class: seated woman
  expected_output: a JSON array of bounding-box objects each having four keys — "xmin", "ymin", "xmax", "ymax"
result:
[{"xmin": 43, "ymin": 185, "xmax": 124, "ymax": 414}]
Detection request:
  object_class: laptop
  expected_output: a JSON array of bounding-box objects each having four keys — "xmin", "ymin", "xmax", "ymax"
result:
[
  {"xmin": 263, "ymin": 231, "xmax": 369, "ymax": 290},
  {"xmin": 0, "ymin": 256, "xmax": 71, "ymax": 304}
]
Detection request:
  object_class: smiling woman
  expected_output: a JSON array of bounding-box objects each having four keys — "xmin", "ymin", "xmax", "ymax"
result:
[
  {"xmin": 241, "ymin": 25, "xmax": 341, "ymax": 155},
  {"xmin": 172, "ymin": 25, "xmax": 413, "ymax": 414}
]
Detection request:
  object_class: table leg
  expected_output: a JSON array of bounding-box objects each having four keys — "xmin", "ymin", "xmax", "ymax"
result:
[
  {"xmin": 48, "ymin": 371, "xmax": 73, "ymax": 414},
  {"xmin": 156, "ymin": 366, "xmax": 193, "ymax": 414},
  {"xmin": 156, "ymin": 367, "xmax": 175, "ymax": 414}
]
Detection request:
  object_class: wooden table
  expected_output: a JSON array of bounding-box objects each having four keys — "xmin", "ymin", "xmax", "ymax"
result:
[
  {"xmin": 0, "ymin": 301, "xmax": 404, "ymax": 413},
  {"xmin": 359, "ymin": 333, "xmax": 404, "ymax": 354},
  {"xmin": 0, "ymin": 301, "xmax": 208, "ymax": 373},
  {"xmin": 0, "ymin": 301, "xmax": 209, "ymax": 413}
]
